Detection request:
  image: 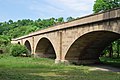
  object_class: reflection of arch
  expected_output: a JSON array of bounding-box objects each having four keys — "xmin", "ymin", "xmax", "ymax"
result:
[
  {"xmin": 35, "ymin": 37, "xmax": 56, "ymax": 59},
  {"xmin": 65, "ymin": 31, "xmax": 120, "ymax": 64},
  {"xmin": 24, "ymin": 40, "xmax": 32, "ymax": 54},
  {"xmin": 18, "ymin": 42, "xmax": 20, "ymax": 44}
]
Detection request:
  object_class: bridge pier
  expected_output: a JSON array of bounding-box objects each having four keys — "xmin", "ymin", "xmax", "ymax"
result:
[
  {"xmin": 55, "ymin": 59, "xmax": 61, "ymax": 64},
  {"xmin": 55, "ymin": 59, "xmax": 70, "ymax": 64}
]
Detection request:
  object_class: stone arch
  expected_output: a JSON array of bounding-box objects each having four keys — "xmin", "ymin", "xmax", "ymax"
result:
[
  {"xmin": 65, "ymin": 30, "xmax": 120, "ymax": 64},
  {"xmin": 18, "ymin": 42, "xmax": 20, "ymax": 44},
  {"xmin": 24, "ymin": 40, "xmax": 32, "ymax": 54},
  {"xmin": 35, "ymin": 37, "xmax": 56, "ymax": 59}
]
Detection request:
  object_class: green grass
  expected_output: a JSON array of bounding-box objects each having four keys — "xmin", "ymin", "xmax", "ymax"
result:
[
  {"xmin": 100, "ymin": 57, "xmax": 120, "ymax": 68},
  {"xmin": 0, "ymin": 54, "xmax": 120, "ymax": 80}
]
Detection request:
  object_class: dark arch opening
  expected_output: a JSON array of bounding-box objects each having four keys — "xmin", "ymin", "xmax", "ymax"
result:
[
  {"xmin": 24, "ymin": 40, "xmax": 32, "ymax": 54},
  {"xmin": 18, "ymin": 42, "xmax": 20, "ymax": 44},
  {"xmin": 35, "ymin": 38, "xmax": 56, "ymax": 59},
  {"xmin": 65, "ymin": 31, "xmax": 120, "ymax": 64}
]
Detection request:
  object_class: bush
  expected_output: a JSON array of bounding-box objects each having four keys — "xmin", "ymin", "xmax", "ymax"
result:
[
  {"xmin": 0, "ymin": 35, "xmax": 10, "ymax": 45},
  {"xmin": 10, "ymin": 44, "xmax": 30, "ymax": 57},
  {"xmin": 0, "ymin": 43, "xmax": 11, "ymax": 54},
  {"xmin": 0, "ymin": 49, "xmax": 3, "ymax": 54}
]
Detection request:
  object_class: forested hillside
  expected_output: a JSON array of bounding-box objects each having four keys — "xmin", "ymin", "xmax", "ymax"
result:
[{"xmin": 0, "ymin": 17, "xmax": 74, "ymax": 39}]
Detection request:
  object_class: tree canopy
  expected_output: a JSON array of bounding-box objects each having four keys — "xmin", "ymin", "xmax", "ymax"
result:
[
  {"xmin": 0, "ymin": 17, "xmax": 76, "ymax": 40},
  {"xmin": 93, "ymin": 0, "xmax": 120, "ymax": 13}
]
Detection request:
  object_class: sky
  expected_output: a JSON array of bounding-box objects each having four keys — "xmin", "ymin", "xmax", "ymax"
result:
[{"xmin": 0, "ymin": 0, "xmax": 95, "ymax": 22}]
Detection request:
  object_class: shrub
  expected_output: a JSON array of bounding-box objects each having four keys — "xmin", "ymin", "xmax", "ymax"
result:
[
  {"xmin": 0, "ymin": 35, "xmax": 10, "ymax": 45},
  {"xmin": 0, "ymin": 49, "xmax": 3, "ymax": 54},
  {"xmin": 0, "ymin": 43, "xmax": 12, "ymax": 54},
  {"xmin": 10, "ymin": 44, "xmax": 30, "ymax": 57}
]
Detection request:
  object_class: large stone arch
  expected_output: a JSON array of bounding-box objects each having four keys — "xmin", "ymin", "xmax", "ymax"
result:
[
  {"xmin": 24, "ymin": 40, "xmax": 32, "ymax": 54},
  {"xmin": 64, "ymin": 30, "xmax": 120, "ymax": 64},
  {"xmin": 62, "ymin": 18, "xmax": 120, "ymax": 64},
  {"xmin": 34, "ymin": 37, "xmax": 56, "ymax": 59}
]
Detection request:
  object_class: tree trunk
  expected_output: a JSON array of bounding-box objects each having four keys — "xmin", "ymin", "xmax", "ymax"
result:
[
  {"xmin": 109, "ymin": 44, "xmax": 113, "ymax": 58},
  {"xmin": 117, "ymin": 40, "xmax": 120, "ymax": 58}
]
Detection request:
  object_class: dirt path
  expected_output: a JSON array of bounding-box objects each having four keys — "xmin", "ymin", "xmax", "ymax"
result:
[{"xmin": 89, "ymin": 65, "xmax": 120, "ymax": 72}]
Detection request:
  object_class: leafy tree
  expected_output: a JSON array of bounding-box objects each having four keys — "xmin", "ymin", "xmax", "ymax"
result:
[
  {"xmin": 8, "ymin": 20, "xmax": 13, "ymax": 24},
  {"xmin": 66, "ymin": 17, "xmax": 75, "ymax": 22},
  {"xmin": 0, "ymin": 35, "xmax": 10, "ymax": 45},
  {"xmin": 10, "ymin": 44, "xmax": 30, "ymax": 57},
  {"xmin": 56, "ymin": 17, "xmax": 64, "ymax": 23},
  {"xmin": 93, "ymin": 0, "xmax": 120, "ymax": 13}
]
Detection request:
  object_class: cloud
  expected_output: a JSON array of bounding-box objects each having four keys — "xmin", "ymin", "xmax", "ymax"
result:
[
  {"xmin": 0, "ymin": 0, "xmax": 96, "ymax": 22},
  {"xmin": 29, "ymin": 0, "xmax": 96, "ymax": 19},
  {"xmin": 28, "ymin": 0, "xmax": 64, "ymax": 18},
  {"xmin": 53, "ymin": 0, "xmax": 94, "ymax": 11}
]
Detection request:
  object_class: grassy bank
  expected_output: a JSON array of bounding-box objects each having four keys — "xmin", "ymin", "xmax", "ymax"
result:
[{"xmin": 0, "ymin": 54, "xmax": 120, "ymax": 80}]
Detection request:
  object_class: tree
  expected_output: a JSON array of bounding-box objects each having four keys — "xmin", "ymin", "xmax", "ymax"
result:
[
  {"xmin": 10, "ymin": 44, "xmax": 30, "ymax": 57},
  {"xmin": 109, "ymin": 44, "xmax": 113, "ymax": 58},
  {"xmin": 93, "ymin": 0, "xmax": 120, "ymax": 13},
  {"xmin": 66, "ymin": 17, "xmax": 75, "ymax": 22},
  {"xmin": 116, "ymin": 39, "xmax": 120, "ymax": 57},
  {"xmin": 8, "ymin": 20, "xmax": 13, "ymax": 24},
  {"xmin": 0, "ymin": 35, "xmax": 10, "ymax": 45},
  {"xmin": 56, "ymin": 17, "xmax": 64, "ymax": 23}
]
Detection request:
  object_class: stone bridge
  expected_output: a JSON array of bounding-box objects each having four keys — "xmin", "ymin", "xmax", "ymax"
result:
[{"xmin": 11, "ymin": 8, "xmax": 120, "ymax": 64}]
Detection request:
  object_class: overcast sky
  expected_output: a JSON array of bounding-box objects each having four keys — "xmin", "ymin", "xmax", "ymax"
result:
[{"xmin": 0, "ymin": 0, "xmax": 95, "ymax": 22}]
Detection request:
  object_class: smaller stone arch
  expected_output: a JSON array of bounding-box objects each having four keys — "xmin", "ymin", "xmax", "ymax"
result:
[
  {"xmin": 18, "ymin": 42, "xmax": 20, "ymax": 44},
  {"xmin": 24, "ymin": 40, "xmax": 32, "ymax": 54},
  {"xmin": 35, "ymin": 37, "xmax": 56, "ymax": 59}
]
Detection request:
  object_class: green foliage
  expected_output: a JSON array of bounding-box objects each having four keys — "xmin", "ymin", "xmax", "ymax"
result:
[
  {"xmin": 102, "ymin": 40, "xmax": 120, "ymax": 58},
  {"xmin": 0, "ymin": 35, "xmax": 10, "ymax": 45},
  {"xmin": 93, "ymin": 0, "xmax": 120, "ymax": 13},
  {"xmin": 3, "ymin": 25, "xmax": 39, "ymax": 38},
  {"xmin": 100, "ymin": 57, "xmax": 120, "ymax": 67},
  {"xmin": 0, "ymin": 35, "xmax": 10, "ymax": 54},
  {"xmin": 10, "ymin": 44, "xmax": 30, "ymax": 57},
  {"xmin": 0, "ymin": 44, "xmax": 11, "ymax": 54},
  {"xmin": 56, "ymin": 17, "xmax": 64, "ymax": 23},
  {"xmin": 66, "ymin": 17, "xmax": 75, "ymax": 22}
]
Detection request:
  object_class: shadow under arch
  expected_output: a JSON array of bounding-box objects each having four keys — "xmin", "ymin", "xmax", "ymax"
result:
[
  {"xmin": 24, "ymin": 40, "xmax": 32, "ymax": 54},
  {"xmin": 18, "ymin": 42, "xmax": 20, "ymax": 44},
  {"xmin": 65, "ymin": 30, "xmax": 120, "ymax": 64},
  {"xmin": 35, "ymin": 37, "xmax": 56, "ymax": 59}
]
